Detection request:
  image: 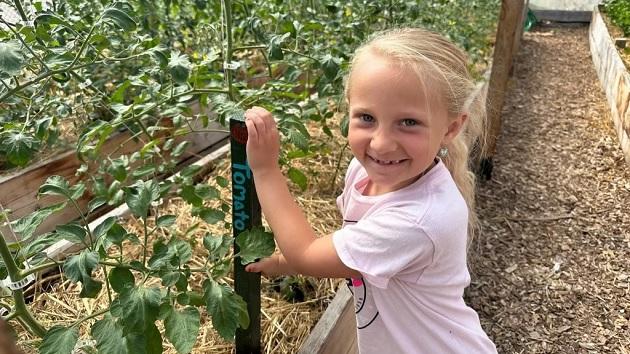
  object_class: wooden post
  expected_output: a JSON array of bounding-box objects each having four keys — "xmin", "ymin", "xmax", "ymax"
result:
[
  {"xmin": 480, "ymin": 0, "xmax": 527, "ymax": 179},
  {"xmin": 230, "ymin": 114, "xmax": 262, "ymax": 353},
  {"xmin": 510, "ymin": 0, "xmax": 529, "ymax": 76}
]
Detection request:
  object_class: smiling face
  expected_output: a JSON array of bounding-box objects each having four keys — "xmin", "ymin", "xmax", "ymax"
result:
[{"xmin": 346, "ymin": 51, "xmax": 464, "ymax": 195}]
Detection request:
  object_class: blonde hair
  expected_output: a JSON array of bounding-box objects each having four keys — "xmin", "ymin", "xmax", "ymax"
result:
[{"xmin": 344, "ymin": 28, "xmax": 487, "ymax": 243}]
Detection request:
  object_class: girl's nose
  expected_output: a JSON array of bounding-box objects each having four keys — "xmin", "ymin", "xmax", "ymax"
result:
[{"xmin": 369, "ymin": 129, "xmax": 397, "ymax": 154}]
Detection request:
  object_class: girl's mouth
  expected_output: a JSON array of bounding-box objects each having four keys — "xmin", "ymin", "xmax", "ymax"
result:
[{"xmin": 368, "ymin": 155, "xmax": 408, "ymax": 165}]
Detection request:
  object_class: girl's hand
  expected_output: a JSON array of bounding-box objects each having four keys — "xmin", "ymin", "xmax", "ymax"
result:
[
  {"xmin": 245, "ymin": 253, "xmax": 296, "ymax": 277},
  {"xmin": 244, "ymin": 106, "xmax": 280, "ymax": 174}
]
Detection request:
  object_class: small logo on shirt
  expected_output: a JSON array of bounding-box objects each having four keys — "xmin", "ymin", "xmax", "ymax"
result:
[{"xmin": 346, "ymin": 277, "xmax": 379, "ymax": 329}]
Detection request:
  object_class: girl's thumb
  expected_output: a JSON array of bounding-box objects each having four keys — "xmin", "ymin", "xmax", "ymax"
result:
[{"xmin": 245, "ymin": 263, "xmax": 259, "ymax": 273}]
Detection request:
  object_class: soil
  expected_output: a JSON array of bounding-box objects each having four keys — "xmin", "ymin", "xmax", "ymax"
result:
[{"xmin": 468, "ymin": 25, "xmax": 630, "ymax": 353}]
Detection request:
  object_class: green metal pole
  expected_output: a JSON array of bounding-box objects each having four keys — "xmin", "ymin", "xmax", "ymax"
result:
[{"xmin": 230, "ymin": 114, "xmax": 262, "ymax": 353}]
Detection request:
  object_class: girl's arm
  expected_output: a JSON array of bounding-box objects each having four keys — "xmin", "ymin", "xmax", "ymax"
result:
[{"xmin": 244, "ymin": 107, "xmax": 361, "ymax": 279}]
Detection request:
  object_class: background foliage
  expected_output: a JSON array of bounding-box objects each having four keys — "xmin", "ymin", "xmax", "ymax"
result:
[{"xmin": 604, "ymin": 0, "xmax": 630, "ymax": 36}]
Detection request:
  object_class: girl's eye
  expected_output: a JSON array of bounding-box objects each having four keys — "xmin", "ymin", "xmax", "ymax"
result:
[
  {"xmin": 360, "ymin": 114, "xmax": 375, "ymax": 123},
  {"xmin": 401, "ymin": 119, "xmax": 419, "ymax": 127}
]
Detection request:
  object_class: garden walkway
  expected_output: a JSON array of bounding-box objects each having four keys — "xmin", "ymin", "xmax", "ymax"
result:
[{"xmin": 469, "ymin": 24, "xmax": 630, "ymax": 353}]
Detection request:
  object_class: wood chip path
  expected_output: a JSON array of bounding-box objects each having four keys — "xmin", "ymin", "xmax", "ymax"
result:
[{"xmin": 468, "ymin": 25, "xmax": 630, "ymax": 353}]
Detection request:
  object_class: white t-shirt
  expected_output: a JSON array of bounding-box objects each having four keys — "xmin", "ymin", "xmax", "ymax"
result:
[{"xmin": 332, "ymin": 158, "xmax": 497, "ymax": 354}]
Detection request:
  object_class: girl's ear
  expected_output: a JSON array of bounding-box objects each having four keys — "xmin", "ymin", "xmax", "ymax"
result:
[{"xmin": 443, "ymin": 113, "xmax": 468, "ymax": 145}]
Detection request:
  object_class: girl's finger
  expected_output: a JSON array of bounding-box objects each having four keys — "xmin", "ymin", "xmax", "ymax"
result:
[
  {"xmin": 249, "ymin": 112, "xmax": 267, "ymax": 137},
  {"xmin": 251, "ymin": 106, "xmax": 275, "ymax": 131},
  {"xmin": 245, "ymin": 119, "xmax": 258, "ymax": 143}
]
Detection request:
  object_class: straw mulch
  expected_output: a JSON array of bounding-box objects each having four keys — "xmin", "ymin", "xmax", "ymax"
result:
[
  {"xmin": 468, "ymin": 25, "xmax": 630, "ymax": 353},
  {"xmin": 11, "ymin": 113, "xmax": 351, "ymax": 353}
]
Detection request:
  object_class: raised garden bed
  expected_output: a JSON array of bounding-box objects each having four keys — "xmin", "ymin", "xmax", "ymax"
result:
[{"xmin": 589, "ymin": 6, "xmax": 630, "ymax": 164}]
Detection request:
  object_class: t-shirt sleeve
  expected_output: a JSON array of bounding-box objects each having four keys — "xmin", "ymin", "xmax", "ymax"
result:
[{"xmin": 332, "ymin": 209, "xmax": 435, "ymax": 289}]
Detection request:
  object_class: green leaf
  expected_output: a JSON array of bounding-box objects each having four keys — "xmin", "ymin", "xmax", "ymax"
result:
[
  {"xmin": 91, "ymin": 315, "xmax": 129, "ymax": 354},
  {"xmin": 56, "ymin": 223, "xmax": 88, "ymax": 244},
  {"xmin": 171, "ymin": 239, "xmax": 193, "ymax": 266},
  {"xmin": 39, "ymin": 326, "xmax": 79, "ymax": 354},
  {"xmin": 287, "ymin": 129, "xmax": 309, "ymax": 151},
  {"xmin": 108, "ymin": 157, "xmax": 128, "ymax": 181},
  {"xmin": 160, "ymin": 271, "xmax": 182, "ymax": 287},
  {"xmin": 119, "ymin": 286, "xmax": 161, "ymax": 331},
  {"xmin": 1, "ymin": 131, "xmax": 38, "ymax": 166},
  {"xmin": 202, "ymin": 233, "xmax": 231, "ymax": 259},
  {"xmin": 125, "ymin": 323, "xmax": 163, "ymax": 354},
  {"xmin": 197, "ymin": 207, "xmax": 225, "ymax": 225},
  {"xmin": 102, "ymin": 7, "xmax": 137, "ymax": 31},
  {"xmin": 149, "ymin": 45, "xmax": 169, "ymax": 67},
  {"xmin": 38, "ymin": 175, "xmax": 72, "ymax": 199},
  {"xmin": 105, "ymin": 223, "xmax": 131, "ymax": 249},
  {"xmin": 125, "ymin": 180, "xmax": 160, "ymax": 219},
  {"xmin": 34, "ymin": 12, "xmax": 74, "ymax": 29},
  {"xmin": 171, "ymin": 141, "xmax": 190, "ymax": 158},
  {"xmin": 204, "ymin": 280, "xmax": 249, "ymax": 341},
  {"xmin": 94, "ymin": 216, "xmax": 116, "ymax": 239},
  {"xmin": 194, "ymin": 184, "xmax": 220, "ymax": 200},
  {"xmin": 0, "ymin": 41, "xmax": 25, "ymax": 76},
  {"xmin": 340, "ymin": 115, "xmax": 349, "ymax": 138},
  {"xmin": 180, "ymin": 185, "xmax": 202, "ymax": 207},
  {"xmin": 235, "ymin": 227, "xmax": 275, "ymax": 265},
  {"xmin": 0, "ymin": 258, "xmax": 8, "ymax": 281},
  {"xmin": 287, "ymin": 167, "xmax": 308, "ymax": 191},
  {"xmin": 63, "ymin": 250, "xmax": 102, "ymax": 298},
  {"xmin": 16, "ymin": 232, "xmax": 62, "ymax": 260},
  {"xmin": 109, "ymin": 267, "xmax": 135, "ymax": 294},
  {"xmin": 156, "ymin": 215, "xmax": 177, "ymax": 228},
  {"xmin": 88, "ymin": 197, "xmax": 107, "ymax": 213},
  {"xmin": 164, "ymin": 307, "xmax": 200, "ymax": 354},
  {"xmin": 11, "ymin": 202, "xmax": 66, "ymax": 239},
  {"xmin": 320, "ymin": 54, "xmax": 340, "ymax": 80},
  {"xmin": 168, "ymin": 52, "xmax": 191, "ymax": 85},
  {"xmin": 148, "ymin": 241, "xmax": 172, "ymax": 270},
  {"xmin": 267, "ymin": 33, "xmax": 290, "ymax": 61},
  {"xmin": 215, "ymin": 176, "xmax": 229, "ymax": 188}
]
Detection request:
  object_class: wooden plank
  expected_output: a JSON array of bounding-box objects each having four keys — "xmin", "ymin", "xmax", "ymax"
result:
[
  {"xmin": 0, "ymin": 112, "xmax": 228, "ymax": 242},
  {"xmin": 45, "ymin": 141, "xmax": 230, "ymax": 261},
  {"xmin": 532, "ymin": 10, "xmax": 592, "ymax": 23},
  {"xmin": 589, "ymin": 8, "xmax": 630, "ymax": 165},
  {"xmin": 482, "ymin": 0, "xmax": 527, "ymax": 178},
  {"xmin": 510, "ymin": 0, "xmax": 530, "ymax": 76},
  {"xmin": 298, "ymin": 286, "xmax": 358, "ymax": 354}
]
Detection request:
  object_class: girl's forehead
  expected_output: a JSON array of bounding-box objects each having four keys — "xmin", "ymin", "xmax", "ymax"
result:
[{"xmin": 348, "ymin": 57, "xmax": 444, "ymax": 106}]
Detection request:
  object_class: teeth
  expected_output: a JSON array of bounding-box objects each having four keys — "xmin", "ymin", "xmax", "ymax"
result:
[{"xmin": 371, "ymin": 156, "xmax": 404, "ymax": 165}]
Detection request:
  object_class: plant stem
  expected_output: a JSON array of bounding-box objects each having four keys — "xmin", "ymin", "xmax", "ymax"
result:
[
  {"xmin": 0, "ymin": 232, "xmax": 21, "ymax": 281},
  {"xmin": 70, "ymin": 308, "xmax": 109, "ymax": 328},
  {"xmin": 12, "ymin": 289, "xmax": 46, "ymax": 337},
  {"xmin": 0, "ymin": 231, "xmax": 47, "ymax": 337},
  {"xmin": 330, "ymin": 142, "xmax": 349, "ymax": 194},
  {"xmin": 222, "ymin": 0, "xmax": 235, "ymax": 101},
  {"xmin": 20, "ymin": 261, "xmax": 61, "ymax": 278},
  {"xmin": 12, "ymin": 0, "xmax": 28, "ymax": 22},
  {"xmin": 102, "ymin": 266, "xmax": 113, "ymax": 306},
  {"xmin": 142, "ymin": 219, "xmax": 149, "ymax": 267},
  {"xmin": 68, "ymin": 198, "xmax": 94, "ymax": 250}
]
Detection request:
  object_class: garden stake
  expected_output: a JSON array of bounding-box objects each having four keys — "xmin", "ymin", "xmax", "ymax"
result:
[{"xmin": 230, "ymin": 113, "xmax": 262, "ymax": 353}]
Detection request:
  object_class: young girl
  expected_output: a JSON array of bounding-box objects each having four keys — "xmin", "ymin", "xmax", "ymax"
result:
[{"xmin": 243, "ymin": 28, "xmax": 496, "ymax": 353}]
